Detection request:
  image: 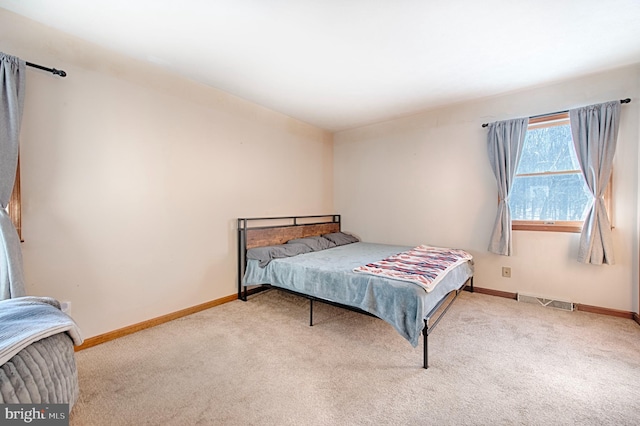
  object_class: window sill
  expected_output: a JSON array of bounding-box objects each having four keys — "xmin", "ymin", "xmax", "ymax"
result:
[{"xmin": 512, "ymin": 221, "xmax": 583, "ymax": 233}]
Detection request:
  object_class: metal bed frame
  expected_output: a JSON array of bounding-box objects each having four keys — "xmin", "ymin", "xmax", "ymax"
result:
[{"xmin": 237, "ymin": 214, "xmax": 473, "ymax": 369}]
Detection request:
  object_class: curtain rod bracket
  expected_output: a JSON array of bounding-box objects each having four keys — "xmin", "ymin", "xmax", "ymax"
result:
[{"xmin": 51, "ymin": 68, "xmax": 67, "ymax": 77}]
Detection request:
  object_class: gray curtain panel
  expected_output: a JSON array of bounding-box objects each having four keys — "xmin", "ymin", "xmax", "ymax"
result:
[
  {"xmin": 0, "ymin": 52, "xmax": 26, "ymax": 299},
  {"xmin": 569, "ymin": 101, "xmax": 621, "ymax": 265},
  {"xmin": 486, "ymin": 118, "xmax": 528, "ymax": 256}
]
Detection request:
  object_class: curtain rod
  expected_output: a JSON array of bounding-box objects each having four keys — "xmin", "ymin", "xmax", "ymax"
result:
[
  {"xmin": 481, "ymin": 98, "xmax": 631, "ymax": 128},
  {"xmin": 25, "ymin": 61, "xmax": 67, "ymax": 77}
]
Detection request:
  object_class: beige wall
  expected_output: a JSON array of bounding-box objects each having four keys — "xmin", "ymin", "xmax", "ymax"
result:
[
  {"xmin": 335, "ymin": 64, "xmax": 640, "ymax": 313},
  {"xmin": 0, "ymin": 9, "xmax": 334, "ymax": 338}
]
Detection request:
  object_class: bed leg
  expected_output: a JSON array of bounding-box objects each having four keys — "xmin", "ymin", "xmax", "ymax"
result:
[
  {"xmin": 470, "ymin": 276, "xmax": 474, "ymax": 293},
  {"xmin": 423, "ymin": 321, "xmax": 429, "ymax": 369},
  {"xmin": 309, "ymin": 299, "xmax": 314, "ymax": 326}
]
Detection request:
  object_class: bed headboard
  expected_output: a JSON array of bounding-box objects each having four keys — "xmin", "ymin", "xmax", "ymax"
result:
[{"xmin": 237, "ymin": 215, "xmax": 341, "ymax": 300}]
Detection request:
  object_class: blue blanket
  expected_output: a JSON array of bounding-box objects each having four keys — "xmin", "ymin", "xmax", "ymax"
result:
[
  {"xmin": 0, "ymin": 296, "xmax": 84, "ymax": 366},
  {"xmin": 243, "ymin": 242, "xmax": 473, "ymax": 347}
]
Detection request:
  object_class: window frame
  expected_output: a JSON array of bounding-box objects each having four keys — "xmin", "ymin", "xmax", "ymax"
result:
[
  {"xmin": 7, "ymin": 153, "xmax": 22, "ymax": 241},
  {"xmin": 510, "ymin": 112, "xmax": 612, "ymax": 233}
]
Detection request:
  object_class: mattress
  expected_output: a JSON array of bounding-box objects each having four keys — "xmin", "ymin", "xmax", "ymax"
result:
[{"xmin": 243, "ymin": 242, "xmax": 473, "ymax": 346}]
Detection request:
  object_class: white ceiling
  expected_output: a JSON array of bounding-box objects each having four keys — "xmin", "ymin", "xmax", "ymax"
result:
[{"xmin": 2, "ymin": 0, "xmax": 640, "ymax": 131}]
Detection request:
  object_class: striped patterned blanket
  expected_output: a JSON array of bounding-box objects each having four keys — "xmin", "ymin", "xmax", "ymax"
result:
[{"xmin": 353, "ymin": 245, "xmax": 473, "ymax": 292}]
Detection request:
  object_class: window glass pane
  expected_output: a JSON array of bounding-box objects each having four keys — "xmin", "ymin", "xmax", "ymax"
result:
[
  {"xmin": 510, "ymin": 173, "xmax": 592, "ymax": 221},
  {"xmin": 516, "ymin": 125, "xmax": 579, "ymax": 174}
]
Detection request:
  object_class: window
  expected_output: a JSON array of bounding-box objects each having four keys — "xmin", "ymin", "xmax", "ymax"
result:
[
  {"xmin": 509, "ymin": 113, "xmax": 609, "ymax": 233},
  {"xmin": 7, "ymin": 155, "xmax": 22, "ymax": 241}
]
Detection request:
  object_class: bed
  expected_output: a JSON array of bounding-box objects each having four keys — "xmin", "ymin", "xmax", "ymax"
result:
[
  {"xmin": 237, "ymin": 215, "xmax": 473, "ymax": 368},
  {"xmin": 0, "ymin": 296, "xmax": 84, "ymax": 408}
]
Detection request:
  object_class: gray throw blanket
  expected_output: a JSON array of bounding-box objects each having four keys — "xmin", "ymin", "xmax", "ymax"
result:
[{"xmin": 0, "ymin": 296, "xmax": 84, "ymax": 366}]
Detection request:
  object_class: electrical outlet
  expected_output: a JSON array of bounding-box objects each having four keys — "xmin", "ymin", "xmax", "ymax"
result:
[
  {"xmin": 61, "ymin": 301, "xmax": 71, "ymax": 315},
  {"xmin": 501, "ymin": 267, "xmax": 512, "ymax": 278}
]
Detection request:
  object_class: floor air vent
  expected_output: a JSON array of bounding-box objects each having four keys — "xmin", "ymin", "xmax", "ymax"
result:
[{"xmin": 517, "ymin": 293, "xmax": 574, "ymax": 311}]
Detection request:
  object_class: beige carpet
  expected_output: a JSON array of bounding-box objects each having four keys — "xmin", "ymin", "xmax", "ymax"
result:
[{"xmin": 70, "ymin": 290, "xmax": 640, "ymax": 425}]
